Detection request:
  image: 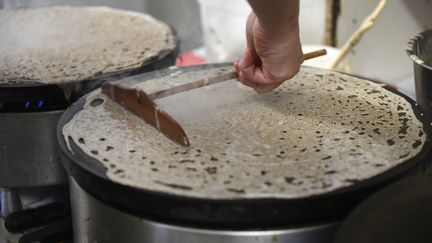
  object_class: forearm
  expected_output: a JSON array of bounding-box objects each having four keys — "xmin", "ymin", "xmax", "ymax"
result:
[{"xmin": 247, "ymin": 0, "xmax": 299, "ymax": 35}]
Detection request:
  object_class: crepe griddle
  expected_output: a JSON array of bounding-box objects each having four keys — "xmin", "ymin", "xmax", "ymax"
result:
[
  {"xmin": 0, "ymin": 43, "xmax": 178, "ymax": 113},
  {"xmin": 57, "ymin": 64, "xmax": 432, "ymax": 229}
]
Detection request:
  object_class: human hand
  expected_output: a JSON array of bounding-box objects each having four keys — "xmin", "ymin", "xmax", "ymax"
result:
[{"xmin": 235, "ymin": 12, "xmax": 303, "ymax": 93}]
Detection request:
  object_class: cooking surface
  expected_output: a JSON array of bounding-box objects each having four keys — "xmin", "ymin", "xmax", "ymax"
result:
[
  {"xmin": 62, "ymin": 65, "xmax": 427, "ymax": 199},
  {"xmin": 0, "ymin": 6, "xmax": 175, "ymax": 85}
]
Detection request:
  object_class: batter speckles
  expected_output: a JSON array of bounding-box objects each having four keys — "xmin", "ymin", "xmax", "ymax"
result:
[
  {"xmin": 63, "ymin": 66, "xmax": 426, "ymax": 199},
  {"xmin": 0, "ymin": 6, "xmax": 175, "ymax": 84}
]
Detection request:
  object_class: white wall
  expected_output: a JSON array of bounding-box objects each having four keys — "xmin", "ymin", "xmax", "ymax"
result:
[
  {"xmin": 198, "ymin": 0, "xmax": 328, "ymax": 62},
  {"xmin": 337, "ymin": 0, "xmax": 432, "ymax": 83},
  {"xmin": 299, "ymin": 0, "xmax": 327, "ymax": 45},
  {"xmin": 2, "ymin": 0, "xmax": 146, "ymax": 11},
  {"xmin": 146, "ymin": 0, "xmax": 203, "ymax": 51},
  {"xmin": 1, "ymin": 0, "xmax": 202, "ymax": 51}
]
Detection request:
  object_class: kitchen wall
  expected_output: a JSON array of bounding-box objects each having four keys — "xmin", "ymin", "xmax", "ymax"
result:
[
  {"xmin": 197, "ymin": 0, "xmax": 328, "ymax": 62},
  {"xmin": 1, "ymin": 0, "xmax": 201, "ymax": 51},
  {"xmin": 146, "ymin": 0, "xmax": 202, "ymax": 51},
  {"xmin": 337, "ymin": 0, "xmax": 432, "ymax": 84},
  {"xmin": 3, "ymin": 0, "xmax": 431, "ymax": 87},
  {"xmin": 1, "ymin": 0, "xmax": 147, "ymax": 11},
  {"xmin": 144, "ymin": 0, "xmax": 328, "ymax": 54}
]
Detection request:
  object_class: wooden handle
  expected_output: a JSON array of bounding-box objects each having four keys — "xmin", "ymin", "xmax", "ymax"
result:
[
  {"xmin": 303, "ymin": 48, "xmax": 327, "ymax": 61},
  {"xmin": 149, "ymin": 49, "xmax": 327, "ymax": 100}
]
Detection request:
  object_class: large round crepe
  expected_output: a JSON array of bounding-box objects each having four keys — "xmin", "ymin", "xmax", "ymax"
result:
[
  {"xmin": 0, "ymin": 6, "xmax": 175, "ymax": 84},
  {"xmin": 63, "ymin": 66, "xmax": 426, "ymax": 199}
]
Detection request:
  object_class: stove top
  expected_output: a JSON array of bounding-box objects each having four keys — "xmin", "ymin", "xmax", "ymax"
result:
[{"xmin": 0, "ymin": 187, "xmax": 72, "ymax": 243}]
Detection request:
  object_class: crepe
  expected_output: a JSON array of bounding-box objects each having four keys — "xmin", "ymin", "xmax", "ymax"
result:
[
  {"xmin": 63, "ymin": 66, "xmax": 426, "ymax": 199},
  {"xmin": 0, "ymin": 6, "xmax": 175, "ymax": 84}
]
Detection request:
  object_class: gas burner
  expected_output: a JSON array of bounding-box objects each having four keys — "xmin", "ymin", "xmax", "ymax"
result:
[
  {"xmin": 1, "ymin": 202, "xmax": 72, "ymax": 243},
  {"xmin": 0, "ymin": 186, "xmax": 71, "ymax": 243},
  {"xmin": 0, "ymin": 82, "xmax": 82, "ymax": 113}
]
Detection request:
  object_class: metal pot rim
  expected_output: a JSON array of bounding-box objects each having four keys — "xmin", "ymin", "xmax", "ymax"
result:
[{"xmin": 406, "ymin": 29, "xmax": 432, "ymax": 71}]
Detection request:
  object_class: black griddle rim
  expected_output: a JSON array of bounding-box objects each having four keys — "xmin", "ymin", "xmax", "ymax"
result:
[{"xmin": 57, "ymin": 64, "xmax": 432, "ymax": 229}]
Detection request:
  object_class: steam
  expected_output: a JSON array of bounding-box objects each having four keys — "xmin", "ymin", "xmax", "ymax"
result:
[
  {"xmin": 0, "ymin": 6, "xmax": 100, "ymax": 85},
  {"xmin": 135, "ymin": 67, "xmax": 254, "ymax": 125},
  {"xmin": 0, "ymin": 8, "xmax": 70, "ymax": 56}
]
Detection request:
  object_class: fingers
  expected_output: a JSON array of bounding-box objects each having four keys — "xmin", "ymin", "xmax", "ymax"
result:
[
  {"xmin": 238, "ymin": 48, "xmax": 256, "ymax": 70},
  {"xmin": 234, "ymin": 58, "xmax": 284, "ymax": 93},
  {"xmin": 236, "ymin": 42, "xmax": 301, "ymax": 93},
  {"xmin": 237, "ymin": 56, "xmax": 299, "ymax": 93},
  {"xmin": 238, "ymin": 64, "xmax": 265, "ymax": 87},
  {"xmin": 236, "ymin": 47, "xmax": 262, "ymax": 88},
  {"xmin": 236, "ymin": 12, "xmax": 262, "ymax": 89},
  {"xmin": 240, "ymin": 71, "xmax": 283, "ymax": 94},
  {"xmin": 236, "ymin": 11, "xmax": 303, "ymax": 94}
]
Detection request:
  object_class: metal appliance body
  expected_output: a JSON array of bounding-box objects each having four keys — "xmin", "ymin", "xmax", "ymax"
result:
[
  {"xmin": 70, "ymin": 178, "xmax": 338, "ymax": 243},
  {"xmin": 335, "ymin": 172, "xmax": 432, "ymax": 243},
  {"xmin": 0, "ymin": 110, "xmax": 67, "ymax": 187},
  {"xmin": 407, "ymin": 29, "xmax": 432, "ymax": 120}
]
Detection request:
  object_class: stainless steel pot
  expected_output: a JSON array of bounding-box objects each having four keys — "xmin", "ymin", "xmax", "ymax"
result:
[{"xmin": 407, "ymin": 29, "xmax": 432, "ymax": 120}]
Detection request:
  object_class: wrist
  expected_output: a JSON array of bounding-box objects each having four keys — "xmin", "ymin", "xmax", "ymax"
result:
[{"xmin": 256, "ymin": 17, "xmax": 300, "ymax": 41}]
